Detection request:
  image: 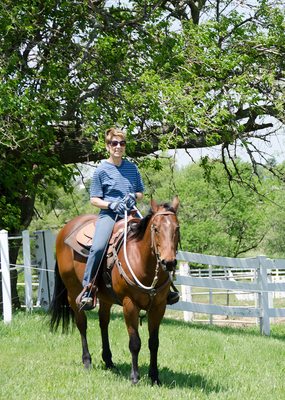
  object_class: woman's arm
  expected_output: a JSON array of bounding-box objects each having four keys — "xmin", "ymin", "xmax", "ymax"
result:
[
  {"xmin": 90, "ymin": 192, "xmax": 143, "ymax": 210},
  {"xmin": 90, "ymin": 197, "xmax": 110, "ymax": 209}
]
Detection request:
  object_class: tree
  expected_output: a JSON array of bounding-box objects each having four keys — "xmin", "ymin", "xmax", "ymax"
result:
[
  {"xmin": 0, "ymin": 1, "xmax": 284, "ymax": 306},
  {"xmin": 261, "ymin": 167, "xmax": 285, "ymax": 257},
  {"xmin": 1, "ymin": 0, "xmax": 284, "ymax": 229},
  {"xmin": 141, "ymin": 158, "xmax": 274, "ymax": 257},
  {"xmin": 30, "ymin": 181, "xmax": 93, "ymax": 232},
  {"xmin": 28, "ymin": 155, "xmax": 273, "ymax": 258}
]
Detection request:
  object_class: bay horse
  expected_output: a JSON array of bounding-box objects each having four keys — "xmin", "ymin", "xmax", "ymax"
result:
[{"xmin": 50, "ymin": 196, "xmax": 180, "ymax": 385}]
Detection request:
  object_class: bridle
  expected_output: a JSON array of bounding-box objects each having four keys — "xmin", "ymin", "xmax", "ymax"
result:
[
  {"xmin": 117, "ymin": 209, "xmax": 179, "ymax": 294},
  {"xmin": 150, "ymin": 211, "xmax": 180, "ymax": 271}
]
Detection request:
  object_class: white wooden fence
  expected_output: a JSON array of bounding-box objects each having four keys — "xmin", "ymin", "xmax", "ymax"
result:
[
  {"xmin": 169, "ymin": 251, "xmax": 285, "ymax": 335},
  {"xmin": 1, "ymin": 229, "xmax": 285, "ymax": 336},
  {"xmin": 0, "ymin": 229, "xmax": 55, "ymax": 323}
]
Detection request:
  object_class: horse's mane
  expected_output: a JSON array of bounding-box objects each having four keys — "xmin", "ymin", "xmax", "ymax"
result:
[{"xmin": 129, "ymin": 203, "xmax": 177, "ymax": 241}]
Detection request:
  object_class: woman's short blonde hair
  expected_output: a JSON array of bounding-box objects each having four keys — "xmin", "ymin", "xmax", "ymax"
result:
[{"xmin": 105, "ymin": 128, "xmax": 126, "ymax": 144}]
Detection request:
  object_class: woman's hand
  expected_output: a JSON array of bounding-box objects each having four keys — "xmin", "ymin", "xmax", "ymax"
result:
[
  {"xmin": 124, "ymin": 193, "xmax": 136, "ymax": 210},
  {"xmin": 108, "ymin": 200, "xmax": 126, "ymax": 215}
]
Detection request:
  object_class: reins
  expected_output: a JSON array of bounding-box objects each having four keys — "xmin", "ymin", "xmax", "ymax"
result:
[{"xmin": 120, "ymin": 209, "xmax": 175, "ymax": 294}]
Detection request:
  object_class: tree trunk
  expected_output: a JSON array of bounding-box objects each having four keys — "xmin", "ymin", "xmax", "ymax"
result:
[{"xmin": 0, "ymin": 194, "xmax": 35, "ymax": 313}]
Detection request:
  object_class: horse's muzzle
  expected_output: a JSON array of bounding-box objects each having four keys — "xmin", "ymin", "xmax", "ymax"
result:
[{"xmin": 161, "ymin": 259, "xmax": 177, "ymax": 272}]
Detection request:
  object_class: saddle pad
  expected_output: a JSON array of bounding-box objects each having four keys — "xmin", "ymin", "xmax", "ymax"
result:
[
  {"xmin": 76, "ymin": 221, "xmax": 95, "ymax": 247},
  {"xmin": 64, "ymin": 217, "xmax": 97, "ymax": 258}
]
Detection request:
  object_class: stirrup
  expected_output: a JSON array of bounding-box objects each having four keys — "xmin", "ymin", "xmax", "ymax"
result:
[
  {"xmin": 76, "ymin": 286, "xmax": 97, "ymax": 311},
  {"xmin": 167, "ymin": 290, "xmax": 180, "ymax": 305}
]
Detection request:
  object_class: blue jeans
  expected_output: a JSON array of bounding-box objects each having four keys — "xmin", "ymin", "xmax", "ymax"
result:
[{"xmin": 82, "ymin": 213, "xmax": 118, "ymax": 287}]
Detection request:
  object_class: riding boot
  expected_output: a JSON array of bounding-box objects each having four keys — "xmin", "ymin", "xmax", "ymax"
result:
[
  {"xmin": 166, "ymin": 283, "xmax": 180, "ymax": 305},
  {"xmin": 76, "ymin": 284, "xmax": 97, "ymax": 311}
]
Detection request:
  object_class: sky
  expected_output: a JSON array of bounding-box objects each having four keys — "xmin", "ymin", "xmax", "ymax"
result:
[{"xmin": 168, "ymin": 129, "xmax": 285, "ymax": 169}]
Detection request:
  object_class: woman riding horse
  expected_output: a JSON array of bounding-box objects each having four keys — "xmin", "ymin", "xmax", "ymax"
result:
[
  {"xmin": 77, "ymin": 127, "xmax": 179, "ymax": 309},
  {"xmin": 50, "ymin": 127, "xmax": 180, "ymax": 384}
]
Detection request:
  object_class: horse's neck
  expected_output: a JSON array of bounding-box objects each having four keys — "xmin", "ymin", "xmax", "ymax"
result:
[
  {"xmin": 145, "ymin": 223, "xmax": 154, "ymax": 251},
  {"xmin": 132, "ymin": 222, "xmax": 156, "ymax": 267}
]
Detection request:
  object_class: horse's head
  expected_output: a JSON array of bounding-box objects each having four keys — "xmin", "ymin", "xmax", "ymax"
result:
[{"xmin": 150, "ymin": 196, "xmax": 180, "ymax": 273}]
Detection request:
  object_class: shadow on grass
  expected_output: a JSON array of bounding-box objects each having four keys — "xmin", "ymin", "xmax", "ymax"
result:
[
  {"xmin": 87, "ymin": 309, "xmax": 285, "ymax": 342},
  {"xmin": 102, "ymin": 361, "xmax": 223, "ymax": 393},
  {"xmin": 27, "ymin": 307, "xmax": 285, "ymax": 342}
]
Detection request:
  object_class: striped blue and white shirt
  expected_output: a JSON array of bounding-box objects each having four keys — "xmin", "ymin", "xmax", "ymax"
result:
[{"xmin": 90, "ymin": 159, "xmax": 144, "ymax": 215}]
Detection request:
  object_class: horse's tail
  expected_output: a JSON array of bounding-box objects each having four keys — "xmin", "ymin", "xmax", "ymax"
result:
[{"xmin": 49, "ymin": 260, "xmax": 74, "ymax": 333}]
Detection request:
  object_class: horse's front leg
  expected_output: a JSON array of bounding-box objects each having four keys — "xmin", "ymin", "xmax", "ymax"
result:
[
  {"xmin": 147, "ymin": 305, "xmax": 165, "ymax": 385},
  {"xmin": 123, "ymin": 299, "xmax": 141, "ymax": 384},
  {"xmin": 99, "ymin": 301, "xmax": 114, "ymax": 369}
]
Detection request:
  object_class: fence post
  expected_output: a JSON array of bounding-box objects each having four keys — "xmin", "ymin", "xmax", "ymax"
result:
[
  {"xmin": 0, "ymin": 229, "xmax": 12, "ymax": 323},
  {"xmin": 209, "ymin": 265, "xmax": 213, "ymax": 325},
  {"xmin": 268, "ymin": 271, "xmax": 273, "ymax": 310},
  {"xmin": 180, "ymin": 262, "xmax": 193, "ymax": 322},
  {"xmin": 34, "ymin": 230, "xmax": 55, "ymax": 310},
  {"xmin": 254, "ymin": 267, "xmax": 259, "ymax": 327},
  {"xmin": 22, "ymin": 230, "xmax": 33, "ymax": 311},
  {"xmin": 257, "ymin": 256, "xmax": 270, "ymax": 336},
  {"xmin": 225, "ymin": 268, "xmax": 230, "ymax": 319}
]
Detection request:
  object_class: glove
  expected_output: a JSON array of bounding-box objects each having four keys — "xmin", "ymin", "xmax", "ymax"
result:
[
  {"xmin": 108, "ymin": 200, "xmax": 126, "ymax": 216},
  {"xmin": 124, "ymin": 193, "xmax": 136, "ymax": 210}
]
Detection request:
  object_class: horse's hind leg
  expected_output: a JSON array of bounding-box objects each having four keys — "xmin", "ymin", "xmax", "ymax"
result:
[
  {"xmin": 70, "ymin": 298, "xmax": 92, "ymax": 369},
  {"xmin": 99, "ymin": 301, "xmax": 114, "ymax": 369},
  {"xmin": 123, "ymin": 300, "xmax": 141, "ymax": 384}
]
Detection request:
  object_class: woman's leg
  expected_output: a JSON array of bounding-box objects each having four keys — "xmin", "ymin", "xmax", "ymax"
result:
[
  {"xmin": 82, "ymin": 214, "xmax": 116, "ymax": 287},
  {"xmin": 77, "ymin": 214, "xmax": 117, "ymax": 310}
]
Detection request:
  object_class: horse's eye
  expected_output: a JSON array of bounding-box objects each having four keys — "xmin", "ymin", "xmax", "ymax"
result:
[{"xmin": 152, "ymin": 225, "xmax": 159, "ymax": 234}]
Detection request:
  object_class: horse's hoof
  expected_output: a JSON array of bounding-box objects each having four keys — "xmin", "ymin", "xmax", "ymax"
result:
[
  {"xmin": 83, "ymin": 360, "xmax": 92, "ymax": 370},
  {"xmin": 131, "ymin": 375, "xmax": 140, "ymax": 385},
  {"xmin": 105, "ymin": 362, "xmax": 115, "ymax": 370},
  {"xmin": 151, "ymin": 378, "xmax": 161, "ymax": 386}
]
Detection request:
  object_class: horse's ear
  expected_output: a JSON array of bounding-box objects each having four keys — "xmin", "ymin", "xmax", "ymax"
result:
[
  {"xmin": 171, "ymin": 195, "xmax": 180, "ymax": 212},
  {"xmin": 151, "ymin": 198, "xmax": 159, "ymax": 212}
]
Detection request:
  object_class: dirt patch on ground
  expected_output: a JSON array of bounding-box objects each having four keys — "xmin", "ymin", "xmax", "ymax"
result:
[{"xmin": 165, "ymin": 309, "xmax": 285, "ymax": 328}]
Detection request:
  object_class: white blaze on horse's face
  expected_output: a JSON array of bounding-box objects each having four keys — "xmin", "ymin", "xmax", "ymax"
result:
[
  {"xmin": 156, "ymin": 215, "xmax": 179, "ymax": 272},
  {"xmin": 151, "ymin": 196, "xmax": 180, "ymax": 273}
]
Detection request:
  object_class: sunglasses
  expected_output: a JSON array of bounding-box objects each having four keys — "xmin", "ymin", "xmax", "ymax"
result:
[{"xmin": 109, "ymin": 140, "xmax": 126, "ymax": 147}]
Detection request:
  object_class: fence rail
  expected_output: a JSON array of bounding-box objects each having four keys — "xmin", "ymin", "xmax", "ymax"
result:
[
  {"xmin": 167, "ymin": 251, "xmax": 285, "ymax": 335},
  {"xmin": 0, "ymin": 229, "xmax": 55, "ymax": 323},
  {"xmin": 1, "ymin": 230, "xmax": 285, "ymax": 335}
]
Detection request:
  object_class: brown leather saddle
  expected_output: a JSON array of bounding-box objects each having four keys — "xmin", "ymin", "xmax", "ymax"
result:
[
  {"xmin": 64, "ymin": 214, "xmax": 139, "ymax": 260},
  {"xmin": 64, "ymin": 214, "xmax": 140, "ymax": 306}
]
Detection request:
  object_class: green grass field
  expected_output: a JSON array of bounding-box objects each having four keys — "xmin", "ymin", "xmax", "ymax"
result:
[{"xmin": 1, "ymin": 309, "xmax": 285, "ymax": 400}]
